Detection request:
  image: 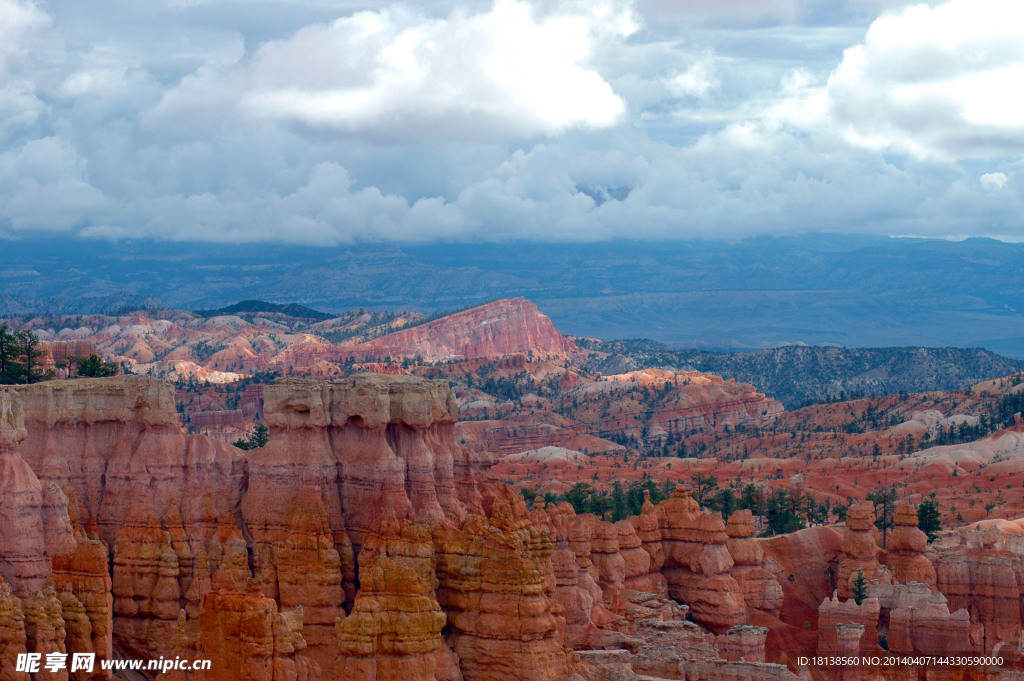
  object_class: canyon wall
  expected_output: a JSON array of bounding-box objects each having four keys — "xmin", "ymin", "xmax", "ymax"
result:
[{"xmin": 0, "ymin": 375, "xmax": 797, "ymax": 681}]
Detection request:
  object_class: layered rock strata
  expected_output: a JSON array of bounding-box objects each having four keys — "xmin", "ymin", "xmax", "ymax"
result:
[
  {"xmin": 432, "ymin": 496, "xmax": 569, "ymax": 681},
  {"xmin": 657, "ymin": 486, "xmax": 746, "ymax": 628},
  {"xmin": 158, "ymin": 570, "xmax": 321, "ymax": 681},
  {"xmin": 347, "ymin": 298, "xmax": 584, "ymax": 363},
  {"xmin": 816, "ymin": 593, "xmax": 881, "ymax": 654},
  {"xmin": 0, "ymin": 387, "xmax": 75, "ymax": 594},
  {"xmin": 886, "ymin": 582, "xmax": 972, "ymax": 655},
  {"xmin": 837, "ymin": 503, "xmax": 886, "ymax": 600},
  {"xmin": 717, "ymin": 624, "xmax": 768, "ymax": 662},
  {"xmin": 726, "ymin": 510, "xmax": 783, "ymax": 616},
  {"xmin": 0, "ymin": 374, "xmax": 843, "ymax": 681},
  {"xmin": 928, "ymin": 526, "xmax": 1024, "ymax": 654},
  {"xmin": 3, "ymin": 376, "xmax": 580, "ymax": 681},
  {"xmin": 334, "ymin": 519, "xmax": 458, "ymax": 681},
  {"xmin": 0, "ymin": 579, "xmax": 29, "ymax": 681},
  {"xmin": 16, "ymin": 376, "xmax": 246, "ymax": 554},
  {"xmin": 884, "ymin": 503, "xmax": 936, "ymax": 587}
]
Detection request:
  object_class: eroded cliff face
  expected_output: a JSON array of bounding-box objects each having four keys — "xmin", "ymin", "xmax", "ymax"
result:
[
  {"xmin": 0, "ymin": 375, "xmax": 804, "ymax": 681},
  {"xmin": 27, "ymin": 375, "xmax": 1024, "ymax": 679},
  {"xmin": 927, "ymin": 525, "xmax": 1024, "ymax": 655}
]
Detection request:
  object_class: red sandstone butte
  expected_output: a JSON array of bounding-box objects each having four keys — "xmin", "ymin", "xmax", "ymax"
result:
[{"xmin": 347, "ymin": 298, "xmax": 585, "ymax": 363}]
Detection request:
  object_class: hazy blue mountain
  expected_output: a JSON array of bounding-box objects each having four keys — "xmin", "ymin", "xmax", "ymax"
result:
[
  {"xmin": 195, "ymin": 300, "xmax": 333, "ymax": 320},
  {"xmin": 580, "ymin": 339, "xmax": 1024, "ymax": 408},
  {"xmin": 2, "ymin": 234, "xmax": 1023, "ymax": 357}
]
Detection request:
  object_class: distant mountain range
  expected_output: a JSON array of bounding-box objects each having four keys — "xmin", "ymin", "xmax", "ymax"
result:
[
  {"xmin": 580, "ymin": 339, "xmax": 1024, "ymax": 408},
  {"xmin": 2, "ymin": 233, "xmax": 1023, "ymax": 356},
  {"xmin": 194, "ymin": 300, "xmax": 333, "ymax": 321},
  {"xmin": 5, "ymin": 293, "xmax": 1022, "ymax": 408}
]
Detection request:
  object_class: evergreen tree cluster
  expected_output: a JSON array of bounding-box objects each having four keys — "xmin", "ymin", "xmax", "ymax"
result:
[
  {"xmin": 520, "ymin": 479, "xmax": 678, "ymax": 522},
  {"xmin": 916, "ymin": 499, "xmax": 942, "ymax": 542},
  {"xmin": 71, "ymin": 354, "xmax": 118, "ymax": 378},
  {"xmin": 918, "ymin": 383, "xmax": 1024, "ymax": 450},
  {"xmin": 519, "ymin": 475, "xmax": 828, "ymax": 534},
  {"xmin": 232, "ymin": 424, "xmax": 269, "ymax": 450},
  {"xmin": 0, "ymin": 325, "xmax": 54, "ymax": 384}
]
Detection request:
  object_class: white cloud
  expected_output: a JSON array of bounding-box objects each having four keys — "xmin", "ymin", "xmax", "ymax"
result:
[
  {"xmin": 3, "ymin": 0, "xmax": 1024, "ymax": 246},
  {"xmin": 149, "ymin": 0, "xmax": 636, "ymax": 141},
  {"xmin": 634, "ymin": 0, "xmax": 926, "ymax": 29},
  {"xmin": 980, "ymin": 172, "xmax": 1007, "ymax": 189},
  {"xmin": 0, "ymin": 137, "xmax": 112, "ymax": 231},
  {"xmin": 0, "ymin": 0, "xmax": 45, "ymax": 77},
  {"xmin": 826, "ymin": 0, "xmax": 1024, "ymax": 160},
  {"xmin": 667, "ymin": 49, "xmax": 718, "ymax": 99},
  {"xmin": 57, "ymin": 67, "xmax": 130, "ymax": 98}
]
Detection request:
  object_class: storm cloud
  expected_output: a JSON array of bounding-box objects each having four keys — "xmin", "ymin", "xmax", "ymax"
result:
[{"xmin": 0, "ymin": 0, "xmax": 1021, "ymax": 244}]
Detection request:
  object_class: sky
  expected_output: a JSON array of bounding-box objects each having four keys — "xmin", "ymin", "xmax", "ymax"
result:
[{"xmin": 1, "ymin": 0, "xmax": 1023, "ymax": 244}]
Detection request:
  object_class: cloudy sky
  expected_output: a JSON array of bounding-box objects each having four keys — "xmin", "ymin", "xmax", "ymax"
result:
[{"xmin": 1, "ymin": 0, "xmax": 1022, "ymax": 244}]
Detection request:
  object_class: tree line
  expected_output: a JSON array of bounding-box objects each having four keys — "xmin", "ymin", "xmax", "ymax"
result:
[
  {"xmin": 0, "ymin": 325, "xmax": 53, "ymax": 384},
  {"xmin": 522, "ymin": 475, "xmax": 942, "ymax": 540},
  {"xmin": 0, "ymin": 325, "xmax": 117, "ymax": 384}
]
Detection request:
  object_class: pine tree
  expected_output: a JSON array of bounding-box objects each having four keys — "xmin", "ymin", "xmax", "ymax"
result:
[
  {"xmin": 0, "ymin": 325, "xmax": 14, "ymax": 382},
  {"xmin": 76, "ymin": 354, "xmax": 118, "ymax": 377},
  {"xmin": 851, "ymin": 570, "xmax": 868, "ymax": 605},
  {"xmin": 611, "ymin": 481, "xmax": 628, "ymax": 522},
  {"xmin": 0, "ymin": 327, "xmax": 53, "ymax": 384},
  {"xmin": 15, "ymin": 330, "xmax": 50, "ymax": 384},
  {"xmin": 867, "ymin": 486, "xmax": 896, "ymax": 548},
  {"xmin": 917, "ymin": 500, "xmax": 942, "ymax": 543},
  {"xmin": 233, "ymin": 423, "xmax": 270, "ymax": 450}
]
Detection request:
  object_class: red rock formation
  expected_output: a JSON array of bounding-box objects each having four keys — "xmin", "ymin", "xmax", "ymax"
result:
[
  {"xmin": 16, "ymin": 376, "xmax": 247, "ymax": 552},
  {"xmin": 1, "ymin": 387, "xmax": 113, "ymax": 679},
  {"xmin": 717, "ymin": 624, "xmax": 768, "ymax": 662},
  {"xmin": 22, "ymin": 585, "xmax": 69, "ymax": 681},
  {"xmin": 334, "ymin": 519, "xmax": 458, "ymax": 681},
  {"xmin": 348, "ymin": 298, "xmax": 584, "ymax": 363},
  {"xmin": 456, "ymin": 420, "xmax": 594, "ymax": 459},
  {"xmin": 816, "ymin": 593, "xmax": 880, "ymax": 653},
  {"xmin": 615, "ymin": 520, "xmax": 664, "ymax": 597},
  {"xmin": 0, "ymin": 388, "xmax": 77, "ymax": 595},
  {"xmin": 531, "ymin": 504, "xmax": 610, "ymax": 650},
  {"xmin": 0, "ymin": 372, "xmax": 922, "ymax": 681},
  {"xmin": 886, "ymin": 582, "xmax": 972, "ymax": 655},
  {"xmin": 111, "ymin": 510, "xmax": 183, "ymax": 660},
  {"xmin": 837, "ymin": 503, "xmax": 886, "ymax": 600},
  {"xmin": 0, "ymin": 580, "xmax": 29, "ymax": 681},
  {"xmin": 189, "ymin": 409, "xmax": 246, "ymax": 431},
  {"xmin": 884, "ymin": 503, "xmax": 936, "ymax": 587},
  {"xmin": 832, "ymin": 623, "xmax": 866, "ymax": 681},
  {"xmin": 928, "ymin": 526, "xmax": 1023, "ymax": 653},
  {"xmin": 656, "ymin": 486, "xmax": 746, "ymax": 629},
  {"xmin": 0, "ymin": 387, "xmax": 50, "ymax": 593},
  {"xmin": 159, "ymin": 570, "xmax": 321, "ymax": 681},
  {"xmin": 51, "ymin": 526, "xmax": 114, "ymax": 678},
  {"xmin": 247, "ymin": 376, "xmax": 488, "ymax": 553},
  {"xmin": 631, "ymin": 492, "xmax": 663, "ymax": 571},
  {"xmin": 47, "ymin": 341, "xmax": 100, "ymax": 377},
  {"xmin": 245, "ymin": 489, "xmax": 351, "ymax": 674},
  {"xmin": 726, "ymin": 510, "xmax": 783, "ymax": 616},
  {"xmin": 6, "ymin": 374, "xmax": 585, "ymax": 680},
  {"xmin": 627, "ymin": 616, "xmax": 796, "ymax": 681},
  {"xmin": 573, "ymin": 649, "xmax": 637, "ymax": 681},
  {"xmin": 431, "ymin": 500, "xmax": 571, "ymax": 681}
]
